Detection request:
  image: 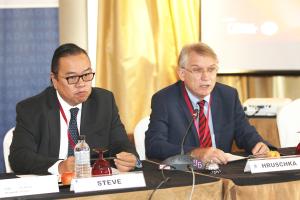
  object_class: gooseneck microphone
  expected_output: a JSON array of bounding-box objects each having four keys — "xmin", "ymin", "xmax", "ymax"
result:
[
  {"xmin": 161, "ymin": 109, "xmax": 199, "ymax": 171},
  {"xmin": 180, "ymin": 109, "xmax": 199, "ymax": 155}
]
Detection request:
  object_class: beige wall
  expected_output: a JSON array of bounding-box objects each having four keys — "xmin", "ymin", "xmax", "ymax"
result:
[{"xmin": 59, "ymin": 0, "xmax": 88, "ymax": 50}]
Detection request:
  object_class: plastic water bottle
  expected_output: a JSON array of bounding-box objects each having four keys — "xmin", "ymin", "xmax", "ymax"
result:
[{"xmin": 74, "ymin": 135, "xmax": 91, "ymax": 178}]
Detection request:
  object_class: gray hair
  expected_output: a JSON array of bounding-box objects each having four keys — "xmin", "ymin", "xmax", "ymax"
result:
[{"xmin": 178, "ymin": 42, "xmax": 218, "ymax": 68}]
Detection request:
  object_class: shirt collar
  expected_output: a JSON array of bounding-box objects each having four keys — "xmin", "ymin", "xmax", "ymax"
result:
[
  {"xmin": 56, "ymin": 91, "xmax": 82, "ymax": 111},
  {"xmin": 185, "ymin": 86, "xmax": 210, "ymax": 108}
]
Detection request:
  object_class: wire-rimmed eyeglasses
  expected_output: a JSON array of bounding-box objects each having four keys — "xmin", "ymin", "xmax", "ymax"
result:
[{"xmin": 182, "ymin": 66, "xmax": 218, "ymax": 76}]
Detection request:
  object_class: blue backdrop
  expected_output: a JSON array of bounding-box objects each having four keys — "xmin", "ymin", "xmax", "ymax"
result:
[{"xmin": 0, "ymin": 8, "xmax": 59, "ymax": 172}]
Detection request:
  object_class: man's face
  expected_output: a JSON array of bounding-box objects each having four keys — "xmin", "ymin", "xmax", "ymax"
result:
[
  {"xmin": 51, "ymin": 53, "xmax": 93, "ymax": 106},
  {"xmin": 178, "ymin": 51, "xmax": 218, "ymax": 99}
]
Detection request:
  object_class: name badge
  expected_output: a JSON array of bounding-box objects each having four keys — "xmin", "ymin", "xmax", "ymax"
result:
[
  {"xmin": 0, "ymin": 175, "xmax": 59, "ymax": 198},
  {"xmin": 71, "ymin": 171, "xmax": 146, "ymax": 193},
  {"xmin": 244, "ymin": 155, "xmax": 300, "ymax": 173}
]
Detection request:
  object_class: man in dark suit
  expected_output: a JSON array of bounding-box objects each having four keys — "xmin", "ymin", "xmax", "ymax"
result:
[
  {"xmin": 9, "ymin": 43, "xmax": 138, "ymax": 175},
  {"xmin": 145, "ymin": 42, "xmax": 270, "ymax": 164}
]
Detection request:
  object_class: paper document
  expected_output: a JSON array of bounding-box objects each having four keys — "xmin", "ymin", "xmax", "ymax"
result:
[{"xmin": 225, "ymin": 153, "xmax": 247, "ymax": 162}]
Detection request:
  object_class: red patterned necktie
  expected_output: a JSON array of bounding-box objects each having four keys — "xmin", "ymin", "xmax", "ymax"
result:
[{"xmin": 198, "ymin": 100, "xmax": 212, "ymax": 147}]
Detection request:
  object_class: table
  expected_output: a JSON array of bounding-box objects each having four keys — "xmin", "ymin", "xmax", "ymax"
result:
[
  {"xmin": 1, "ymin": 161, "xmax": 222, "ymax": 200},
  {"xmin": 2, "ymin": 148, "xmax": 300, "ymax": 199},
  {"xmin": 210, "ymin": 147, "xmax": 300, "ymax": 200}
]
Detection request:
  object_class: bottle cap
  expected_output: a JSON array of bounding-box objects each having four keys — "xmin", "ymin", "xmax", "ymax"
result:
[{"xmin": 78, "ymin": 135, "xmax": 85, "ymax": 141}]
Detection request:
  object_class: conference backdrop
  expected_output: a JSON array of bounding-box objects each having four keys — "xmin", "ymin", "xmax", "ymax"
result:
[{"xmin": 0, "ymin": 8, "xmax": 58, "ymax": 172}]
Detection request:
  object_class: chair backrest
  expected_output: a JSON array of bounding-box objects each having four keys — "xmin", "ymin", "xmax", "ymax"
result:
[
  {"xmin": 133, "ymin": 116, "xmax": 150, "ymax": 160},
  {"xmin": 3, "ymin": 127, "xmax": 14, "ymax": 173},
  {"xmin": 277, "ymin": 99, "xmax": 300, "ymax": 148}
]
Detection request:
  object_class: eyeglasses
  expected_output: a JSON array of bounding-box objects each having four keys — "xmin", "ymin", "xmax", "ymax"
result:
[
  {"xmin": 183, "ymin": 66, "xmax": 218, "ymax": 76},
  {"xmin": 63, "ymin": 72, "xmax": 95, "ymax": 84}
]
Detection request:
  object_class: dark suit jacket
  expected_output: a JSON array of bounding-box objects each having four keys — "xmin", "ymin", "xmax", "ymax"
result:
[
  {"xmin": 145, "ymin": 81, "xmax": 265, "ymax": 160},
  {"xmin": 9, "ymin": 87, "xmax": 137, "ymax": 174}
]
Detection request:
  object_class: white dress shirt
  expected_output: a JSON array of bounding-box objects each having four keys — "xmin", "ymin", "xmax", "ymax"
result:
[{"xmin": 48, "ymin": 91, "xmax": 82, "ymax": 175}]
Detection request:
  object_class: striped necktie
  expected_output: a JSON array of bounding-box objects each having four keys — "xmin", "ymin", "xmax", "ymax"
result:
[
  {"xmin": 68, "ymin": 107, "xmax": 79, "ymax": 156},
  {"xmin": 198, "ymin": 100, "xmax": 212, "ymax": 147}
]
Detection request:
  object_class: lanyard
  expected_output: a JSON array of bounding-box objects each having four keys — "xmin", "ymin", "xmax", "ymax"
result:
[
  {"xmin": 181, "ymin": 83, "xmax": 212, "ymax": 141},
  {"xmin": 58, "ymin": 102, "xmax": 77, "ymax": 149}
]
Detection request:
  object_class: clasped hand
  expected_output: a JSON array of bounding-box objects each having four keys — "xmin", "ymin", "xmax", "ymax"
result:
[{"xmin": 114, "ymin": 152, "xmax": 137, "ymax": 172}]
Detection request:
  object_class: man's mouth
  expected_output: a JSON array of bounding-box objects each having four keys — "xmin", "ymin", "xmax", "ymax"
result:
[
  {"xmin": 75, "ymin": 91, "xmax": 87, "ymax": 96},
  {"xmin": 200, "ymin": 84, "xmax": 210, "ymax": 88}
]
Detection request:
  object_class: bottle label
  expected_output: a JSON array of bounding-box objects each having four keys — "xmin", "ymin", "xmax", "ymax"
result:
[{"xmin": 75, "ymin": 151, "xmax": 90, "ymax": 165}]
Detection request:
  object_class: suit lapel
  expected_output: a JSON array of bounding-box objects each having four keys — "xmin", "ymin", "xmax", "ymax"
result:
[
  {"xmin": 80, "ymin": 90, "xmax": 95, "ymax": 136},
  {"xmin": 46, "ymin": 87, "xmax": 60, "ymax": 157},
  {"xmin": 211, "ymin": 85, "xmax": 222, "ymax": 148},
  {"xmin": 177, "ymin": 82, "xmax": 200, "ymax": 147}
]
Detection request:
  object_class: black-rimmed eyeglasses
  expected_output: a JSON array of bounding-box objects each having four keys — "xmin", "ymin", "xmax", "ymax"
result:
[{"xmin": 63, "ymin": 72, "xmax": 95, "ymax": 85}]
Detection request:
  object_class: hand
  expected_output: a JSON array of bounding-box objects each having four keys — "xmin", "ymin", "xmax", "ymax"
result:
[
  {"xmin": 114, "ymin": 152, "xmax": 137, "ymax": 172},
  {"xmin": 252, "ymin": 142, "xmax": 269, "ymax": 155},
  {"xmin": 190, "ymin": 147, "xmax": 228, "ymax": 165},
  {"xmin": 58, "ymin": 156, "xmax": 75, "ymax": 174}
]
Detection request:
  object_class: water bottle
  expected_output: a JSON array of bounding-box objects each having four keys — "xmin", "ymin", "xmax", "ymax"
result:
[{"xmin": 74, "ymin": 135, "xmax": 91, "ymax": 178}]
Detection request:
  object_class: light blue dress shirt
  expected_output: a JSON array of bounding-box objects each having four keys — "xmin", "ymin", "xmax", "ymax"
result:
[{"xmin": 185, "ymin": 87, "xmax": 216, "ymax": 147}]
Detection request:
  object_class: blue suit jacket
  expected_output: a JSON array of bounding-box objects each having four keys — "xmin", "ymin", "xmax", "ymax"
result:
[{"xmin": 145, "ymin": 81, "xmax": 265, "ymax": 160}]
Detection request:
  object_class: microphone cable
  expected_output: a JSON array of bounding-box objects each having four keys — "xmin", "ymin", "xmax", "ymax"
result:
[
  {"xmin": 148, "ymin": 165, "xmax": 171, "ymax": 200},
  {"xmin": 188, "ymin": 165, "xmax": 195, "ymax": 200}
]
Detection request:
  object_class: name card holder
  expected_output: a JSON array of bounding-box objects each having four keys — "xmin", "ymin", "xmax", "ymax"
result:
[
  {"xmin": 0, "ymin": 175, "xmax": 59, "ymax": 198},
  {"xmin": 244, "ymin": 155, "xmax": 300, "ymax": 173},
  {"xmin": 71, "ymin": 171, "xmax": 146, "ymax": 193}
]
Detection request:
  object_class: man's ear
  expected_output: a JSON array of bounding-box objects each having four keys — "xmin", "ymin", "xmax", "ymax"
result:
[
  {"xmin": 50, "ymin": 72, "xmax": 58, "ymax": 89},
  {"xmin": 177, "ymin": 68, "xmax": 185, "ymax": 81}
]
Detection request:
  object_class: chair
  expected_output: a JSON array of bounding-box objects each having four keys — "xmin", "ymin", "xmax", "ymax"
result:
[
  {"xmin": 3, "ymin": 127, "xmax": 14, "ymax": 173},
  {"xmin": 277, "ymin": 99, "xmax": 300, "ymax": 148},
  {"xmin": 133, "ymin": 116, "xmax": 150, "ymax": 160}
]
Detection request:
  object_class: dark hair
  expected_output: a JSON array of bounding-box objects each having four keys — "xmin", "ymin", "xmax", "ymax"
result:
[{"xmin": 51, "ymin": 43, "xmax": 89, "ymax": 74}]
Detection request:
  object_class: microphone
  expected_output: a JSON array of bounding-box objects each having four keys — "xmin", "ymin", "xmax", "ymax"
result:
[
  {"xmin": 180, "ymin": 110, "xmax": 199, "ymax": 155},
  {"xmin": 161, "ymin": 109, "xmax": 201, "ymax": 171}
]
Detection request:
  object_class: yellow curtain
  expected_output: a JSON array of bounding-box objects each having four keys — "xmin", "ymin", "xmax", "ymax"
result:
[
  {"xmin": 217, "ymin": 75, "xmax": 300, "ymax": 104},
  {"xmin": 96, "ymin": 0, "xmax": 200, "ymax": 133}
]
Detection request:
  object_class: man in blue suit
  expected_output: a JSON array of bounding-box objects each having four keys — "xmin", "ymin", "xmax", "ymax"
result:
[{"xmin": 145, "ymin": 42, "xmax": 270, "ymax": 164}]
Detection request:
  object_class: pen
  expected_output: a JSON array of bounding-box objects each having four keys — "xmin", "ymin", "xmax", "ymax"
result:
[{"xmin": 91, "ymin": 157, "xmax": 116, "ymax": 161}]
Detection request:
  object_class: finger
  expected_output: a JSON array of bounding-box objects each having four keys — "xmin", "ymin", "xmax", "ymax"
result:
[
  {"xmin": 256, "ymin": 144, "xmax": 269, "ymax": 155},
  {"xmin": 114, "ymin": 158, "xmax": 136, "ymax": 168},
  {"xmin": 116, "ymin": 152, "xmax": 137, "ymax": 162},
  {"xmin": 211, "ymin": 149, "xmax": 228, "ymax": 164},
  {"xmin": 216, "ymin": 155, "xmax": 228, "ymax": 165},
  {"xmin": 114, "ymin": 155, "xmax": 136, "ymax": 172},
  {"xmin": 252, "ymin": 143, "xmax": 262, "ymax": 155},
  {"xmin": 252, "ymin": 142, "xmax": 268, "ymax": 155},
  {"xmin": 68, "ymin": 156, "xmax": 75, "ymax": 161},
  {"xmin": 115, "ymin": 162, "xmax": 134, "ymax": 172},
  {"xmin": 212, "ymin": 154, "xmax": 228, "ymax": 165},
  {"xmin": 60, "ymin": 160, "xmax": 74, "ymax": 173}
]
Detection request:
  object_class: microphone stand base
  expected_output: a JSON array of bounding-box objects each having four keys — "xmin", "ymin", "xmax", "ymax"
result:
[{"xmin": 161, "ymin": 154, "xmax": 193, "ymax": 171}]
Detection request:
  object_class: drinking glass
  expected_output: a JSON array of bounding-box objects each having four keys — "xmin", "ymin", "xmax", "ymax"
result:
[{"xmin": 92, "ymin": 149, "xmax": 112, "ymax": 176}]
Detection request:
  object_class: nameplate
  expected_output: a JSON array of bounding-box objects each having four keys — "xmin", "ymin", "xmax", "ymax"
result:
[
  {"xmin": 71, "ymin": 171, "xmax": 146, "ymax": 193},
  {"xmin": 0, "ymin": 175, "xmax": 59, "ymax": 198},
  {"xmin": 244, "ymin": 155, "xmax": 300, "ymax": 173}
]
